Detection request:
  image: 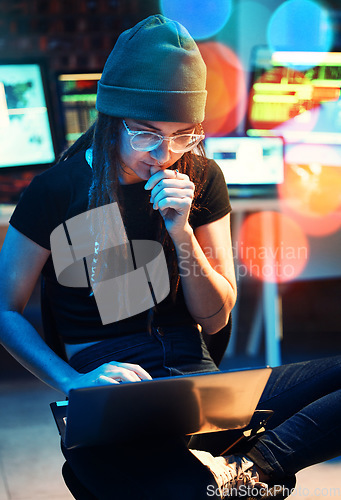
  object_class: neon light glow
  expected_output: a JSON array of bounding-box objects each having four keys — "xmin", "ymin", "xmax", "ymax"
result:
[
  {"xmin": 58, "ymin": 73, "xmax": 102, "ymax": 81},
  {"xmin": 246, "ymin": 49, "xmax": 341, "ymax": 144}
]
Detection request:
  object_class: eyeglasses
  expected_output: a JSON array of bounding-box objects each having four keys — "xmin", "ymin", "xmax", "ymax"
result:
[{"xmin": 122, "ymin": 120, "xmax": 205, "ymax": 153}]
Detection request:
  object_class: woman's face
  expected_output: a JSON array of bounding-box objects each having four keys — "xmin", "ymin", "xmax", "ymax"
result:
[{"xmin": 118, "ymin": 119, "xmax": 196, "ymax": 184}]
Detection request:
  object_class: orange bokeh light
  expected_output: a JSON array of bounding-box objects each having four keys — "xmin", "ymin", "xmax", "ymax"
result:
[
  {"xmin": 278, "ymin": 153, "xmax": 341, "ymax": 236},
  {"xmin": 279, "ymin": 208, "xmax": 341, "ymax": 237},
  {"xmin": 237, "ymin": 211, "xmax": 309, "ymax": 283},
  {"xmin": 198, "ymin": 42, "xmax": 247, "ymax": 136},
  {"xmin": 279, "ymin": 164, "xmax": 341, "ymax": 216}
]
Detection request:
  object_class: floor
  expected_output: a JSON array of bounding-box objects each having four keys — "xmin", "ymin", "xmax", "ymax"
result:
[
  {"xmin": 0, "ymin": 377, "xmax": 72, "ymax": 500},
  {"xmin": 0, "ymin": 373, "xmax": 340, "ymax": 500}
]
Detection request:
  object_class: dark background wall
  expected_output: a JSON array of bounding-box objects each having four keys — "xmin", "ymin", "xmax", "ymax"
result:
[{"xmin": 0, "ymin": 0, "xmax": 159, "ymax": 71}]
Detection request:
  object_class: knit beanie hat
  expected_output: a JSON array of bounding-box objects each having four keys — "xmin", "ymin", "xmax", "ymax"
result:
[{"xmin": 96, "ymin": 15, "xmax": 207, "ymax": 123}]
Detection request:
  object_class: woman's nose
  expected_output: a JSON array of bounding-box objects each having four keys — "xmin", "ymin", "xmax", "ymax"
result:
[{"xmin": 149, "ymin": 140, "xmax": 171, "ymax": 165}]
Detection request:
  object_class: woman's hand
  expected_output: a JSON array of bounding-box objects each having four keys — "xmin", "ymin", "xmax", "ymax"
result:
[
  {"xmin": 144, "ymin": 168, "xmax": 195, "ymax": 240},
  {"xmin": 69, "ymin": 361, "xmax": 153, "ymax": 393}
]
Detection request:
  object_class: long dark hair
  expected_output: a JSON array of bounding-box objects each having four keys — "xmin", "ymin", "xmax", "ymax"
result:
[{"xmin": 58, "ymin": 112, "xmax": 208, "ymax": 329}]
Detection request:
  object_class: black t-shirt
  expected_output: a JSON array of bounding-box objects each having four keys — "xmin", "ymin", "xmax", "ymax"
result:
[{"xmin": 10, "ymin": 150, "xmax": 231, "ymax": 343}]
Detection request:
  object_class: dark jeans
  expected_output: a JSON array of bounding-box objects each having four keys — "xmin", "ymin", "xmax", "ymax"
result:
[
  {"xmin": 67, "ymin": 325, "xmax": 219, "ymax": 378},
  {"xmin": 190, "ymin": 355, "xmax": 341, "ymax": 481},
  {"xmin": 63, "ymin": 327, "xmax": 341, "ymax": 499}
]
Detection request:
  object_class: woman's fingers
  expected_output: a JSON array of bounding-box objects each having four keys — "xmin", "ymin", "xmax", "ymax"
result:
[
  {"xmin": 150, "ymin": 175, "xmax": 194, "ymax": 195},
  {"xmin": 147, "ymin": 173, "xmax": 195, "ymax": 210},
  {"xmin": 116, "ymin": 362, "xmax": 153, "ymax": 380},
  {"xmin": 103, "ymin": 361, "xmax": 153, "ymax": 383},
  {"xmin": 146, "ymin": 170, "xmax": 194, "ymax": 199},
  {"xmin": 103, "ymin": 364, "xmax": 141, "ymax": 382},
  {"xmin": 97, "ymin": 374, "xmax": 119, "ymax": 385},
  {"xmin": 145, "ymin": 169, "xmax": 195, "ymax": 215},
  {"xmin": 145, "ymin": 168, "xmax": 186, "ymax": 191},
  {"xmin": 157, "ymin": 196, "xmax": 192, "ymax": 215},
  {"xmin": 151, "ymin": 187, "xmax": 194, "ymax": 210},
  {"xmin": 72, "ymin": 371, "xmax": 119, "ymax": 391},
  {"xmin": 73, "ymin": 362, "xmax": 153, "ymax": 391}
]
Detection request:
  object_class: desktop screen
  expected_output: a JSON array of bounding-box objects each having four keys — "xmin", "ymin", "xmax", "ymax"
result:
[
  {"xmin": 57, "ymin": 73, "xmax": 101, "ymax": 147},
  {"xmin": 0, "ymin": 62, "xmax": 56, "ymax": 169},
  {"xmin": 246, "ymin": 48, "xmax": 341, "ymax": 145}
]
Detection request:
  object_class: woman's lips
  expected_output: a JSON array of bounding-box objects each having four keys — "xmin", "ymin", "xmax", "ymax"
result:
[
  {"xmin": 143, "ymin": 162, "xmax": 173, "ymax": 178},
  {"xmin": 145, "ymin": 164, "xmax": 164, "ymax": 177}
]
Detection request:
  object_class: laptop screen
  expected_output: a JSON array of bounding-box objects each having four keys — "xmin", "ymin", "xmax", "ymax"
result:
[{"xmin": 205, "ymin": 136, "xmax": 284, "ymax": 198}]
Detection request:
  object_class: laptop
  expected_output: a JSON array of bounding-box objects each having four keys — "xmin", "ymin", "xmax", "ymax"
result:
[
  {"xmin": 50, "ymin": 368, "xmax": 271, "ymax": 449},
  {"xmin": 205, "ymin": 136, "xmax": 284, "ymax": 199}
]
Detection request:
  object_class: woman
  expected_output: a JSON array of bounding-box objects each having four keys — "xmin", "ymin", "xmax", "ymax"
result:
[{"xmin": 0, "ymin": 14, "xmax": 340, "ymax": 500}]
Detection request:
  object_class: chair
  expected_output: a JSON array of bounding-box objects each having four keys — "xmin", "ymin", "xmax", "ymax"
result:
[
  {"xmin": 202, "ymin": 318, "xmax": 232, "ymax": 368},
  {"xmin": 40, "ymin": 276, "xmax": 232, "ymax": 499}
]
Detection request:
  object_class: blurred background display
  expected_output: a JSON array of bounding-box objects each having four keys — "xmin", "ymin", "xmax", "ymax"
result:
[
  {"xmin": 57, "ymin": 72, "xmax": 100, "ymax": 147},
  {"xmin": 0, "ymin": 62, "xmax": 56, "ymax": 169}
]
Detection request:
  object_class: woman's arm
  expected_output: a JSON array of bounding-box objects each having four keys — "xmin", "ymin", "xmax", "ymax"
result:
[
  {"xmin": 146, "ymin": 168, "xmax": 237, "ymax": 334},
  {"xmin": 0, "ymin": 226, "xmax": 151, "ymax": 396},
  {"xmin": 174, "ymin": 214, "xmax": 237, "ymax": 334},
  {"xmin": 0, "ymin": 225, "xmax": 80, "ymax": 394}
]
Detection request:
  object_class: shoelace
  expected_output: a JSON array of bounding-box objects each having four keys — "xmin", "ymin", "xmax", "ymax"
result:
[
  {"xmin": 214, "ymin": 455, "xmax": 258, "ymax": 493},
  {"xmin": 190, "ymin": 450, "xmax": 267, "ymax": 498}
]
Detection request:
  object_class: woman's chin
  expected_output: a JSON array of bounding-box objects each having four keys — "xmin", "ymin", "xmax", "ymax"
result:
[{"xmin": 119, "ymin": 164, "xmax": 150, "ymax": 184}]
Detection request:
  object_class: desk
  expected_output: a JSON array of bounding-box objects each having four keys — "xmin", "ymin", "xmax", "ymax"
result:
[
  {"xmin": 229, "ymin": 198, "xmax": 341, "ymax": 367},
  {"xmin": 0, "ymin": 204, "xmax": 14, "ymax": 224}
]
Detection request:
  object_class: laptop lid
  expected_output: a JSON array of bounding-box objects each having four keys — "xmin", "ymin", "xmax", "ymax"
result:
[{"xmin": 51, "ymin": 367, "xmax": 271, "ymax": 449}]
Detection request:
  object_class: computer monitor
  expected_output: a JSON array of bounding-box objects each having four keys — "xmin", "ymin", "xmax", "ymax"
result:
[
  {"xmin": 205, "ymin": 136, "xmax": 284, "ymax": 198},
  {"xmin": 245, "ymin": 47, "xmax": 341, "ymax": 145},
  {"xmin": 0, "ymin": 60, "xmax": 57, "ymax": 169},
  {"xmin": 57, "ymin": 72, "xmax": 101, "ymax": 147}
]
